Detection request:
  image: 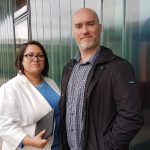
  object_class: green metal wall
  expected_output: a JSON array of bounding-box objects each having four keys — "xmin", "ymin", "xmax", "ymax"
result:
[
  {"xmin": 0, "ymin": 0, "xmax": 150, "ymax": 149},
  {"xmin": 0, "ymin": 0, "xmax": 16, "ymax": 85}
]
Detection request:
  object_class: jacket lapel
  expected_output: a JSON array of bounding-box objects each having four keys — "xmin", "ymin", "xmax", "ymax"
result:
[
  {"xmin": 85, "ymin": 65, "xmax": 106, "ymax": 98},
  {"xmin": 84, "ymin": 46, "xmax": 116, "ymax": 97}
]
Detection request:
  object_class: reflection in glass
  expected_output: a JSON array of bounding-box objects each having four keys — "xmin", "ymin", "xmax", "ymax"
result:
[
  {"xmin": 102, "ymin": 0, "xmax": 124, "ymax": 57},
  {"xmin": 14, "ymin": 0, "xmax": 27, "ymax": 18},
  {"xmin": 15, "ymin": 0, "xmax": 27, "ymax": 12},
  {"xmin": 0, "ymin": 0, "xmax": 16, "ymax": 85},
  {"xmin": 125, "ymin": 0, "xmax": 150, "ymax": 149},
  {"xmin": 15, "ymin": 19, "xmax": 28, "ymax": 52}
]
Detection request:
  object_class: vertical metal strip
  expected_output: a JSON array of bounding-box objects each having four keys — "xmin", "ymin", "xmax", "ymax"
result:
[{"xmin": 122, "ymin": 0, "xmax": 126, "ymax": 58}]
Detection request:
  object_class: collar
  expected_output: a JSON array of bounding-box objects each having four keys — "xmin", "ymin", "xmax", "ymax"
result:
[
  {"xmin": 93, "ymin": 46, "xmax": 118, "ymax": 66},
  {"xmin": 73, "ymin": 47, "xmax": 101, "ymax": 64}
]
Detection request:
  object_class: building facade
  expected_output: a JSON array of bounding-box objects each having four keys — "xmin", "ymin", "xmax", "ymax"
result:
[{"xmin": 0, "ymin": 0, "xmax": 150, "ymax": 149}]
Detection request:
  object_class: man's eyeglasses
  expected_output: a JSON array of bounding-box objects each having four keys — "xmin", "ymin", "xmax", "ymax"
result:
[{"xmin": 24, "ymin": 54, "xmax": 45, "ymax": 61}]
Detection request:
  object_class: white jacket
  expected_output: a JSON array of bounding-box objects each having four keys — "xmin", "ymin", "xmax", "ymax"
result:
[{"xmin": 0, "ymin": 73, "xmax": 60, "ymax": 150}]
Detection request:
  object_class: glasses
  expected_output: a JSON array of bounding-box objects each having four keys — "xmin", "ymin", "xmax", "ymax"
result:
[{"xmin": 24, "ymin": 54, "xmax": 45, "ymax": 61}]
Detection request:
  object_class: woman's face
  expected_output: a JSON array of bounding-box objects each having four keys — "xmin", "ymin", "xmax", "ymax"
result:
[{"xmin": 22, "ymin": 44, "xmax": 45, "ymax": 77}]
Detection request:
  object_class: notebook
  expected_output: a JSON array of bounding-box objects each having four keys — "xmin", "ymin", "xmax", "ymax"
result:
[{"xmin": 35, "ymin": 109, "xmax": 54, "ymax": 139}]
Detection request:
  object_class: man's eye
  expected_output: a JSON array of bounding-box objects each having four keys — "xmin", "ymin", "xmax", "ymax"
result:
[
  {"xmin": 75, "ymin": 25, "xmax": 81, "ymax": 29},
  {"xmin": 89, "ymin": 23, "xmax": 94, "ymax": 26},
  {"xmin": 38, "ymin": 55, "xmax": 44, "ymax": 58},
  {"xmin": 88, "ymin": 22, "xmax": 95, "ymax": 26}
]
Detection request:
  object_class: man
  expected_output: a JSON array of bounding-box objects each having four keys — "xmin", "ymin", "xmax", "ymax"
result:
[{"xmin": 59, "ymin": 8, "xmax": 143, "ymax": 150}]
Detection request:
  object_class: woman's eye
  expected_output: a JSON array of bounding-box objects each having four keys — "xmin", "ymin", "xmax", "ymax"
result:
[{"xmin": 28, "ymin": 54, "xmax": 34, "ymax": 57}]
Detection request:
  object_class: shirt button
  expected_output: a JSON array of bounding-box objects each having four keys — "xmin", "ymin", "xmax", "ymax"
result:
[{"xmin": 100, "ymin": 66, "xmax": 104, "ymax": 69}]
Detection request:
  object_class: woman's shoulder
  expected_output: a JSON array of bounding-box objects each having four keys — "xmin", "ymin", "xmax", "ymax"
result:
[
  {"xmin": 0, "ymin": 74, "xmax": 25, "ymax": 90},
  {"xmin": 1, "ymin": 76, "xmax": 18, "ymax": 87},
  {"xmin": 0, "ymin": 76, "xmax": 20, "ymax": 96}
]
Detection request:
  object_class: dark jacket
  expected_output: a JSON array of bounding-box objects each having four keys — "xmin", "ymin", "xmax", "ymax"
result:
[{"xmin": 59, "ymin": 46, "xmax": 143, "ymax": 150}]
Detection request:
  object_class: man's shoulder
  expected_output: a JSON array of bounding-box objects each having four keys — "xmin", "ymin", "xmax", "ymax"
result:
[
  {"xmin": 109, "ymin": 55, "xmax": 135, "ymax": 75},
  {"xmin": 101, "ymin": 46, "xmax": 131, "ymax": 63},
  {"xmin": 63, "ymin": 59, "xmax": 74, "ymax": 70},
  {"xmin": 98, "ymin": 46, "xmax": 134, "ymax": 72}
]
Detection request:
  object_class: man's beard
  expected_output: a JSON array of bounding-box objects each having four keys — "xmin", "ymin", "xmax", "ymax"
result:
[{"xmin": 78, "ymin": 38, "xmax": 99, "ymax": 51}]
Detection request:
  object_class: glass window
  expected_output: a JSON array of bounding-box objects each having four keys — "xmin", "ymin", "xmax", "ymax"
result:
[
  {"xmin": 14, "ymin": 0, "xmax": 27, "ymax": 18},
  {"xmin": 14, "ymin": 0, "xmax": 30, "ymax": 53},
  {"xmin": 102, "ymin": 0, "xmax": 124, "ymax": 57},
  {"xmin": 15, "ymin": 0, "xmax": 27, "ymax": 12},
  {"xmin": 15, "ymin": 19, "xmax": 28, "ymax": 53}
]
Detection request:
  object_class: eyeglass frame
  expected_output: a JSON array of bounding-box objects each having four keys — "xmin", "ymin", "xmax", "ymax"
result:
[{"xmin": 24, "ymin": 54, "xmax": 45, "ymax": 61}]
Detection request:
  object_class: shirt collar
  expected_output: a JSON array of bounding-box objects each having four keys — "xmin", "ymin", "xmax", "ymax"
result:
[{"xmin": 73, "ymin": 47, "xmax": 100, "ymax": 64}]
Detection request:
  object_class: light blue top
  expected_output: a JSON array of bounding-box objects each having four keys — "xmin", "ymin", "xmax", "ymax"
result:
[{"xmin": 35, "ymin": 81, "xmax": 60, "ymax": 150}]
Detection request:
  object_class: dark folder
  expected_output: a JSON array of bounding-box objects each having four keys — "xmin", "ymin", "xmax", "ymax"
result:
[{"xmin": 35, "ymin": 109, "xmax": 54, "ymax": 139}]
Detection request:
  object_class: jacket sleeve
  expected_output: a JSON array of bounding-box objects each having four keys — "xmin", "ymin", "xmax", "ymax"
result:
[
  {"xmin": 104, "ymin": 60, "xmax": 144, "ymax": 150},
  {"xmin": 0, "ymin": 84, "xmax": 27, "ymax": 150}
]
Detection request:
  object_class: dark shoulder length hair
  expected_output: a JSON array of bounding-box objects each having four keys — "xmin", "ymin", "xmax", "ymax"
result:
[{"xmin": 15, "ymin": 40, "xmax": 49, "ymax": 77}]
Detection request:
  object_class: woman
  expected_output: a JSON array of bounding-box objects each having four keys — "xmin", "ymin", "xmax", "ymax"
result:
[{"xmin": 0, "ymin": 41, "xmax": 60, "ymax": 150}]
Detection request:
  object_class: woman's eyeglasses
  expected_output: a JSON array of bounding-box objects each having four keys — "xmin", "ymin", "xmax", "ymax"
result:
[{"xmin": 24, "ymin": 54, "xmax": 45, "ymax": 61}]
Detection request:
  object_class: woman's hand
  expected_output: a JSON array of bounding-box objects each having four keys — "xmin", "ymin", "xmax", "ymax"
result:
[{"xmin": 22, "ymin": 130, "xmax": 48, "ymax": 148}]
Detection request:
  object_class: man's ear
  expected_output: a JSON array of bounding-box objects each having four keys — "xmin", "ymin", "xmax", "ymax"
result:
[{"xmin": 99, "ymin": 24, "xmax": 102, "ymax": 33}]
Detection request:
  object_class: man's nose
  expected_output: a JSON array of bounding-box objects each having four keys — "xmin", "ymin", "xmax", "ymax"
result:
[{"xmin": 82, "ymin": 25, "xmax": 89, "ymax": 34}]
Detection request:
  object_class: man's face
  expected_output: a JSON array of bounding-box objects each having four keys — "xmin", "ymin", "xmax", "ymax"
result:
[{"xmin": 72, "ymin": 9, "xmax": 102, "ymax": 51}]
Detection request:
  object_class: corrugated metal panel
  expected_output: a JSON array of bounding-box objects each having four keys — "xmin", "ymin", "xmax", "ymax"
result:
[
  {"xmin": 0, "ymin": 0, "xmax": 15, "ymax": 85},
  {"xmin": 0, "ymin": 0, "xmax": 150, "ymax": 148}
]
